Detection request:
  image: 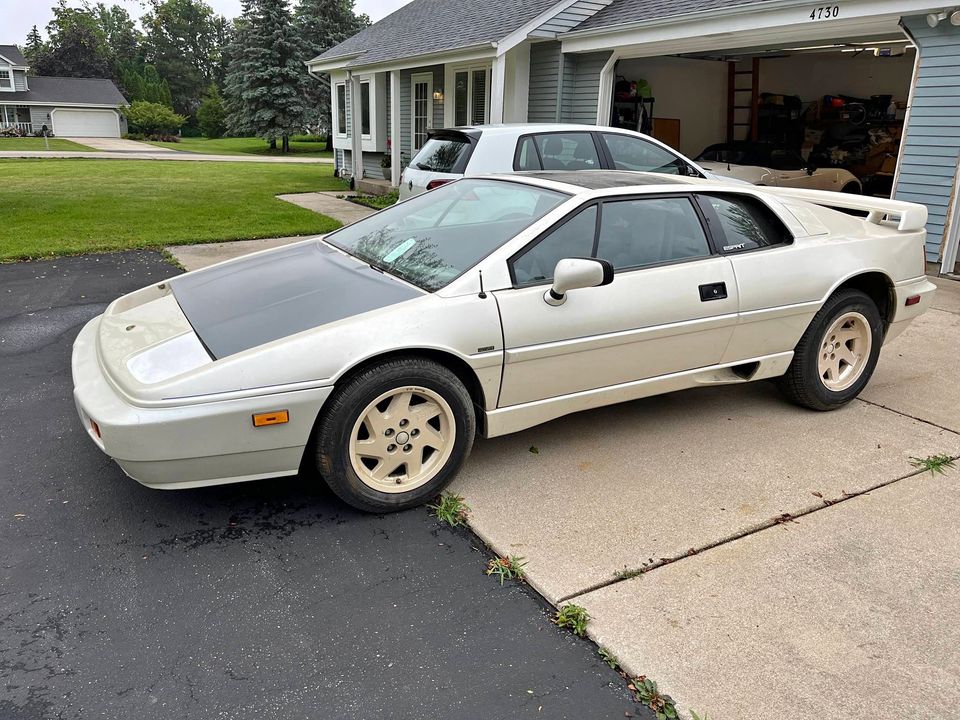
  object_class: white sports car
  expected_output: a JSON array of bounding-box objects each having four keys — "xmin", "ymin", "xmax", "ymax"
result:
[
  {"xmin": 696, "ymin": 142, "xmax": 862, "ymax": 193},
  {"xmin": 72, "ymin": 171, "xmax": 934, "ymax": 512}
]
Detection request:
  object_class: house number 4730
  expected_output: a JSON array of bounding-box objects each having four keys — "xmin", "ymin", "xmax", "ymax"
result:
[{"xmin": 809, "ymin": 5, "xmax": 840, "ymax": 20}]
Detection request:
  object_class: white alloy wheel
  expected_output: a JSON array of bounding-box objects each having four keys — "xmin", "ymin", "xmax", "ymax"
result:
[
  {"xmin": 348, "ymin": 386, "xmax": 456, "ymax": 493},
  {"xmin": 817, "ymin": 311, "xmax": 873, "ymax": 392}
]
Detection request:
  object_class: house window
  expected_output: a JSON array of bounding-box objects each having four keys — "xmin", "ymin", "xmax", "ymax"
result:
[
  {"xmin": 449, "ymin": 66, "xmax": 490, "ymax": 127},
  {"xmin": 0, "ymin": 70, "xmax": 11, "ymax": 91},
  {"xmin": 412, "ymin": 74, "xmax": 431, "ymax": 150},
  {"xmin": 336, "ymin": 83, "xmax": 346, "ymax": 136},
  {"xmin": 360, "ymin": 81, "xmax": 370, "ymax": 137}
]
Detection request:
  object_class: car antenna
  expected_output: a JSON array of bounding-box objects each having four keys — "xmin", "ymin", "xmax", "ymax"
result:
[{"xmin": 478, "ymin": 269, "xmax": 487, "ymax": 299}]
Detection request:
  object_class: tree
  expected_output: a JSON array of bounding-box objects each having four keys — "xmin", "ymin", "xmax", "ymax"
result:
[
  {"xmin": 197, "ymin": 84, "xmax": 226, "ymax": 138},
  {"xmin": 120, "ymin": 63, "xmax": 174, "ymax": 106},
  {"xmin": 142, "ymin": 0, "xmax": 226, "ymax": 115},
  {"xmin": 92, "ymin": 4, "xmax": 142, "ymax": 68},
  {"xmin": 35, "ymin": 1, "xmax": 113, "ymax": 79},
  {"xmin": 295, "ymin": 0, "xmax": 370, "ymax": 149},
  {"xmin": 23, "ymin": 25, "xmax": 44, "ymax": 69},
  {"xmin": 224, "ymin": 0, "xmax": 306, "ymax": 152},
  {"xmin": 123, "ymin": 100, "xmax": 187, "ymax": 135}
]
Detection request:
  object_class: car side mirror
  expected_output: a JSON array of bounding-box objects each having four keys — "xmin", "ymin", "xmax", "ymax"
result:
[{"xmin": 544, "ymin": 258, "xmax": 614, "ymax": 306}]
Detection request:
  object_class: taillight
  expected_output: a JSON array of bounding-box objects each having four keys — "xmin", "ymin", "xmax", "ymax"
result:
[{"xmin": 426, "ymin": 179, "xmax": 452, "ymax": 191}]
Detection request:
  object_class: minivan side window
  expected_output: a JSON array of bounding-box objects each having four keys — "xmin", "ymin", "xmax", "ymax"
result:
[
  {"xmin": 699, "ymin": 194, "xmax": 792, "ymax": 252},
  {"xmin": 596, "ymin": 197, "xmax": 710, "ymax": 270},
  {"xmin": 534, "ymin": 133, "xmax": 601, "ymax": 171},
  {"xmin": 601, "ymin": 133, "xmax": 688, "ymax": 175},
  {"xmin": 512, "ymin": 205, "xmax": 597, "ymax": 285}
]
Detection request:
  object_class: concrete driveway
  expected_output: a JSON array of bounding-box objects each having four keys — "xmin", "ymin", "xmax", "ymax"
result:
[
  {"xmin": 63, "ymin": 136, "xmax": 177, "ymax": 152},
  {"xmin": 450, "ymin": 277, "xmax": 960, "ymax": 719}
]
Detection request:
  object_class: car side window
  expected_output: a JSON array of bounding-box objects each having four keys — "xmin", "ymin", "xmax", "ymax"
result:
[
  {"xmin": 768, "ymin": 149, "xmax": 804, "ymax": 171},
  {"xmin": 515, "ymin": 137, "xmax": 542, "ymax": 171},
  {"xmin": 596, "ymin": 197, "xmax": 711, "ymax": 270},
  {"xmin": 601, "ymin": 133, "xmax": 687, "ymax": 175},
  {"xmin": 700, "ymin": 194, "xmax": 792, "ymax": 252},
  {"xmin": 534, "ymin": 133, "xmax": 601, "ymax": 171},
  {"xmin": 512, "ymin": 205, "xmax": 597, "ymax": 285}
]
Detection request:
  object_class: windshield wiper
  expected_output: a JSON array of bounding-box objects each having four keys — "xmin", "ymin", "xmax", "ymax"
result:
[{"xmin": 415, "ymin": 162, "xmax": 434, "ymax": 171}]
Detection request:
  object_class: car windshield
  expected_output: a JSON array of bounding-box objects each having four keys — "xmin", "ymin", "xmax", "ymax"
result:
[
  {"xmin": 324, "ymin": 179, "xmax": 569, "ymax": 291},
  {"xmin": 697, "ymin": 147, "xmax": 750, "ymax": 165}
]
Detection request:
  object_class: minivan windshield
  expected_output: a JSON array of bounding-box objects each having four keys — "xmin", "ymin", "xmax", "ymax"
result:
[{"xmin": 325, "ymin": 179, "xmax": 568, "ymax": 291}]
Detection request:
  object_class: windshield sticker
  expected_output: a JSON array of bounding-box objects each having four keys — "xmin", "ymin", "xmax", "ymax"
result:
[{"xmin": 384, "ymin": 238, "xmax": 416, "ymax": 263}]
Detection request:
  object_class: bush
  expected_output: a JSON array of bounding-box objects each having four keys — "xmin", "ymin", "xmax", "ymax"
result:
[
  {"xmin": 197, "ymin": 84, "xmax": 226, "ymax": 139},
  {"xmin": 123, "ymin": 101, "xmax": 186, "ymax": 136},
  {"xmin": 290, "ymin": 134, "xmax": 327, "ymax": 143}
]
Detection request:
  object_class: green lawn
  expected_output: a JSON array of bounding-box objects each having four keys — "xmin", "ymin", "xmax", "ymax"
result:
[
  {"xmin": 145, "ymin": 136, "xmax": 334, "ymax": 159},
  {"xmin": 0, "ymin": 159, "xmax": 348, "ymax": 261},
  {"xmin": 0, "ymin": 137, "xmax": 95, "ymax": 151}
]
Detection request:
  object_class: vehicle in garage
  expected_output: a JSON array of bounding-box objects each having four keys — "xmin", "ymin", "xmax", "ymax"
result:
[
  {"xmin": 399, "ymin": 124, "xmax": 714, "ymax": 199},
  {"xmin": 696, "ymin": 141, "xmax": 862, "ymax": 193},
  {"xmin": 73, "ymin": 171, "xmax": 935, "ymax": 512},
  {"xmin": 0, "ymin": 45, "xmax": 126, "ymax": 138}
]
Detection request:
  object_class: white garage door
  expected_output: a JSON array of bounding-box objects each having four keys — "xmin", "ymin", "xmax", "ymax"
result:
[{"xmin": 52, "ymin": 109, "xmax": 119, "ymax": 138}]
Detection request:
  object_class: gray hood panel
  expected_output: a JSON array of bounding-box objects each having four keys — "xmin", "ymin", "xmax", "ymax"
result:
[{"xmin": 170, "ymin": 241, "xmax": 422, "ymax": 359}]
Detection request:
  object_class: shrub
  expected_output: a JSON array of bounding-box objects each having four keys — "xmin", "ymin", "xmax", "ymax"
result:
[
  {"xmin": 290, "ymin": 134, "xmax": 326, "ymax": 143},
  {"xmin": 197, "ymin": 84, "xmax": 226, "ymax": 139},
  {"xmin": 123, "ymin": 101, "xmax": 186, "ymax": 136}
]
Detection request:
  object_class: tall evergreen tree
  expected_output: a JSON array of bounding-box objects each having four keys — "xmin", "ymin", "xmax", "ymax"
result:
[
  {"xmin": 23, "ymin": 25, "xmax": 44, "ymax": 70},
  {"xmin": 295, "ymin": 0, "xmax": 370, "ymax": 147},
  {"xmin": 224, "ymin": 0, "xmax": 306, "ymax": 152}
]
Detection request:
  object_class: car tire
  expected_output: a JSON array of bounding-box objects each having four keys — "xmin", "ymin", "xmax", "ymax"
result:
[
  {"xmin": 315, "ymin": 357, "xmax": 476, "ymax": 513},
  {"xmin": 778, "ymin": 289, "xmax": 884, "ymax": 411}
]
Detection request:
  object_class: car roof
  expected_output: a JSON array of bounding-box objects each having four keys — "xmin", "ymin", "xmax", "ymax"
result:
[
  {"xmin": 509, "ymin": 170, "xmax": 694, "ymax": 191},
  {"xmin": 440, "ymin": 123, "xmax": 629, "ymax": 136}
]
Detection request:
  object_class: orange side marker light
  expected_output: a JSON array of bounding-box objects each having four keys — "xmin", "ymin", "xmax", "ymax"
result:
[{"xmin": 252, "ymin": 410, "xmax": 289, "ymax": 427}]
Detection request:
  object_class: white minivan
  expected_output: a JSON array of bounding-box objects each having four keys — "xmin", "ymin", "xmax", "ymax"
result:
[{"xmin": 399, "ymin": 123, "xmax": 711, "ymax": 200}]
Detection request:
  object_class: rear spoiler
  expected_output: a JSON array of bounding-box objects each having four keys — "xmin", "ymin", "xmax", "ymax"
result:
[{"xmin": 760, "ymin": 187, "xmax": 928, "ymax": 232}]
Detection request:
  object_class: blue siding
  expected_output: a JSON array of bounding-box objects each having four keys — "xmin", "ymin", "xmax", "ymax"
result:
[
  {"xmin": 560, "ymin": 51, "xmax": 612, "ymax": 125},
  {"xmin": 898, "ymin": 16, "xmax": 960, "ymax": 261},
  {"xmin": 529, "ymin": 41, "xmax": 562, "ymax": 122}
]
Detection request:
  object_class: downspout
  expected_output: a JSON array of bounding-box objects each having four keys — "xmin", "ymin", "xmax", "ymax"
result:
[
  {"xmin": 349, "ymin": 70, "xmax": 364, "ymax": 184},
  {"xmin": 306, "ymin": 65, "xmax": 337, "ymax": 175}
]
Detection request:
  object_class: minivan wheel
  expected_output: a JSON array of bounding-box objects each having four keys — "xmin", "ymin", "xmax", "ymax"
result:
[
  {"xmin": 778, "ymin": 289, "xmax": 883, "ymax": 411},
  {"xmin": 316, "ymin": 357, "xmax": 475, "ymax": 512}
]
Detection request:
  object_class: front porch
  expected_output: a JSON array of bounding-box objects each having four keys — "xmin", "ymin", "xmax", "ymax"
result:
[{"xmin": 1, "ymin": 105, "xmax": 51, "ymax": 135}]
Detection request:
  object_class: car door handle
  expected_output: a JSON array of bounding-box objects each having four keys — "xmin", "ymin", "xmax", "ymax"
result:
[{"xmin": 699, "ymin": 282, "xmax": 728, "ymax": 302}]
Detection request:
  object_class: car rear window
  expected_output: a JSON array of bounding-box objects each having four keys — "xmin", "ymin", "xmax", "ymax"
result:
[{"xmin": 410, "ymin": 136, "xmax": 473, "ymax": 174}]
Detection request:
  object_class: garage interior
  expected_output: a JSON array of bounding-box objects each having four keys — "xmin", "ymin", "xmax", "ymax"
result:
[{"xmin": 609, "ymin": 35, "xmax": 915, "ymax": 198}]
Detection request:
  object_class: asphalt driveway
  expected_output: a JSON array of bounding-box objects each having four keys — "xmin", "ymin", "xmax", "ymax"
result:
[{"xmin": 0, "ymin": 252, "xmax": 642, "ymax": 720}]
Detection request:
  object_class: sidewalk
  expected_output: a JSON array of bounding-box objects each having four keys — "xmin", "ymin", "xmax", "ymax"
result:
[{"xmin": 0, "ymin": 150, "xmax": 333, "ymax": 163}]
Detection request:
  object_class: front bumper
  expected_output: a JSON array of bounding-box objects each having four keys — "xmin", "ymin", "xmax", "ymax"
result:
[
  {"xmin": 71, "ymin": 316, "xmax": 334, "ymax": 489},
  {"xmin": 885, "ymin": 277, "xmax": 938, "ymax": 343}
]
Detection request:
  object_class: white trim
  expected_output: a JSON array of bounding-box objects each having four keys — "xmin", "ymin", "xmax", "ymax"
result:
[
  {"xmin": 334, "ymin": 81, "xmax": 347, "ymax": 138},
  {"xmin": 496, "ymin": 0, "xmax": 583, "ymax": 53},
  {"xmin": 595, "ymin": 50, "xmax": 620, "ymax": 126},
  {"xmin": 444, "ymin": 63, "xmax": 492, "ymax": 127},
  {"xmin": 0, "ymin": 66, "xmax": 13, "ymax": 93},
  {"xmin": 309, "ymin": 44, "xmax": 495, "ymax": 75},
  {"xmin": 359, "ymin": 79, "xmax": 372, "ymax": 140},
  {"xmin": 941, "ymin": 160, "xmax": 960, "ymax": 273},
  {"xmin": 0, "ymin": 100, "xmax": 123, "ymax": 109},
  {"xmin": 490, "ymin": 55, "xmax": 506, "ymax": 124},
  {"xmin": 410, "ymin": 72, "xmax": 434, "ymax": 153},
  {"xmin": 349, "ymin": 72, "xmax": 363, "ymax": 180},
  {"xmin": 50, "ymin": 106, "xmax": 122, "ymax": 137},
  {"xmin": 390, "ymin": 70, "xmax": 401, "ymax": 186}
]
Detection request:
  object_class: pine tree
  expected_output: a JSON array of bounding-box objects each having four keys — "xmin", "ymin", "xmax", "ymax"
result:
[
  {"xmin": 197, "ymin": 84, "xmax": 226, "ymax": 138},
  {"xmin": 224, "ymin": 0, "xmax": 306, "ymax": 152},
  {"xmin": 295, "ymin": 0, "xmax": 370, "ymax": 147},
  {"xmin": 23, "ymin": 25, "xmax": 44, "ymax": 70}
]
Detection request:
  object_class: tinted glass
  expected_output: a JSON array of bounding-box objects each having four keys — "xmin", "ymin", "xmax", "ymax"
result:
[
  {"xmin": 596, "ymin": 198, "xmax": 710, "ymax": 270},
  {"xmin": 454, "ymin": 71, "xmax": 468, "ymax": 126},
  {"xmin": 327, "ymin": 179, "xmax": 567, "ymax": 291},
  {"xmin": 513, "ymin": 206, "xmax": 597, "ymax": 285},
  {"xmin": 516, "ymin": 137, "xmax": 541, "ymax": 171},
  {"xmin": 410, "ymin": 137, "xmax": 470, "ymax": 173},
  {"xmin": 472, "ymin": 69, "xmax": 487, "ymax": 124},
  {"xmin": 697, "ymin": 146, "xmax": 750, "ymax": 165},
  {"xmin": 703, "ymin": 194, "xmax": 791, "ymax": 252},
  {"xmin": 360, "ymin": 82, "xmax": 370, "ymax": 136},
  {"xmin": 602, "ymin": 133, "xmax": 686, "ymax": 175},
  {"xmin": 768, "ymin": 149, "xmax": 804, "ymax": 171},
  {"xmin": 336, "ymin": 85, "xmax": 346, "ymax": 134},
  {"xmin": 535, "ymin": 133, "xmax": 601, "ymax": 171}
]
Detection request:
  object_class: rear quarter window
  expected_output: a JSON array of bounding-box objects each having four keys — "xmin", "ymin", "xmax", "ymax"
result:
[{"xmin": 699, "ymin": 194, "xmax": 793, "ymax": 252}]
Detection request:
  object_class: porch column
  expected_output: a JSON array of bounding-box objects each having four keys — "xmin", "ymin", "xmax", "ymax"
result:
[
  {"xmin": 349, "ymin": 71, "xmax": 363, "ymax": 181},
  {"xmin": 390, "ymin": 70, "xmax": 401, "ymax": 186},
  {"xmin": 490, "ymin": 53, "xmax": 507, "ymax": 124}
]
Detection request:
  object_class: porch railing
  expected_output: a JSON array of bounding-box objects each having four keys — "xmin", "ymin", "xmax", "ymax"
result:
[{"xmin": 0, "ymin": 122, "xmax": 33, "ymax": 133}]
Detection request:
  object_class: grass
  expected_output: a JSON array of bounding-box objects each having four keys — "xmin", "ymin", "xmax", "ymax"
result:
[
  {"xmin": 0, "ymin": 137, "xmax": 95, "ymax": 151},
  {"xmin": 486, "ymin": 555, "xmax": 527, "ymax": 585},
  {"xmin": 427, "ymin": 493, "xmax": 470, "ymax": 527},
  {"xmin": 0, "ymin": 159, "xmax": 347, "ymax": 260},
  {"xmin": 909, "ymin": 454, "xmax": 957, "ymax": 475},
  {"xmin": 144, "ymin": 136, "xmax": 334, "ymax": 159},
  {"xmin": 553, "ymin": 603, "xmax": 590, "ymax": 637},
  {"xmin": 348, "ymin": 191, "xmax": 399, "ymax": 210}
]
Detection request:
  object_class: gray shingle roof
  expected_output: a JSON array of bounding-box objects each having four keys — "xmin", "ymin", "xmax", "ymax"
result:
[
  {"xmin": 312, "ymin": 0, "xmax": 562, "ymax": 67},
  {"xmin": 575, "ymin": 0, "xmax": 781, "ymax": 32},
  {"xmin": 0, "ymin": 45, "xmax": 28, "ymax": 66},
  {"xmin": 4, "ymin": 76, "xmax": 126, "ymax": 106}
]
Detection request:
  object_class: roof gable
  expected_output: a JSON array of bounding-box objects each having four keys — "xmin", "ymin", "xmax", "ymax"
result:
[
  {"xmin": 310, "ymin": 0, "xmax": 564, "ymax": 68},
  {"xmin": 0, "ymin": 44, "xmax": 28, "ymax": 66}
]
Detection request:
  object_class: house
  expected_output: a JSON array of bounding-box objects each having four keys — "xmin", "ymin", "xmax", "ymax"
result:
[
  {"xmin": 306, "ymin": 0, "xmax": 960, "ymax": 276},
  {"xmin": 0, "ymin": 45, "xmax": 127, "ymax": 138}
]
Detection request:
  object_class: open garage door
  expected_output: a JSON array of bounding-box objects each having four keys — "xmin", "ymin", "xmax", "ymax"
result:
[{"xmin": 52, "ymin": 109, "xmax": 120, "ymax": 138}]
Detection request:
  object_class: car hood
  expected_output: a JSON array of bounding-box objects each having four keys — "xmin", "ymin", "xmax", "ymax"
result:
[{"xmin": 170, "ymin": 240, "xmax": 423, "ymax": 359}]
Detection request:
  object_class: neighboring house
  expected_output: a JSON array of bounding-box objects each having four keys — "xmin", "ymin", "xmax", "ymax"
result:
[
  {"xmin": 0, "ymin": 45, "xmax": 127, "ymax": 138},
  {"xmin": 306, "ymin": 0, "xmax": 960, "ymax": 275}
]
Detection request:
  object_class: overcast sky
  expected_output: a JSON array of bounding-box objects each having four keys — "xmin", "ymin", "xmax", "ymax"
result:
[{"xmin": 0, "ymin": 0, "xmax": 409, "ymax": 44}]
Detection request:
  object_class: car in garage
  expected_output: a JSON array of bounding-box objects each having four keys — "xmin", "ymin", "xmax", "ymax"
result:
[
  {"xmin": 73, "ymin": 171, "xmax": 934, "ymax": 512},
  {"xmin": 696, "ymin": 141, "xmax": 862, "ymax": 193},
  {"xmin": 399, "ymin": 124, "xmax": 714, "ymax": 199}
]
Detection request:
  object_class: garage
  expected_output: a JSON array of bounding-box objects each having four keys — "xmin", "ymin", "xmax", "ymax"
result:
[{"xmin": 52, "ymin": 108, "xmax": 120, "ymax": 138}]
